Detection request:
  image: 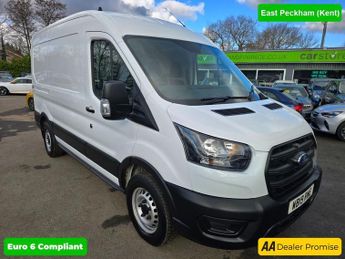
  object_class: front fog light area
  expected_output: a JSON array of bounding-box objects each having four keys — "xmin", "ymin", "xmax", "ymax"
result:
[
  {"xmin": 198, "ymin": 216, "xmax": 247, "ymax": 237},
  {"xmin": 175, "ymin": 124, "xmax": 251, "ymax": 170}
]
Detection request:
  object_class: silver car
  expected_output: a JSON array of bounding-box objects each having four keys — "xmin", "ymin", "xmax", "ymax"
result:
[{"xmin": 311, "ymin": 104, "xmax": 345, "ymax": 141}]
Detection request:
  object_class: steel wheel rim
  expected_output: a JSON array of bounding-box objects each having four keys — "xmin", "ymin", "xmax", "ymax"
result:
[
  {"xmin": 45, "ymin": 130, "xmax": 52, "ymax": 152},
  {"xmin": 132, "ymin": 187, "xmax": 159, "ymax": 234}
]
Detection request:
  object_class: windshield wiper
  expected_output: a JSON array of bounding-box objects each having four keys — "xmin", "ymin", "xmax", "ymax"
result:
[{"xmin": 200, "ymin": 96, "xmax": 249, "ymax": 104}]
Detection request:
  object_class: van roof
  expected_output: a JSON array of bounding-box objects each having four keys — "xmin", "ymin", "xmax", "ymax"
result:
[{"xmin": 33, "ymin": 10, "xmax": 213, "ymax": 46}]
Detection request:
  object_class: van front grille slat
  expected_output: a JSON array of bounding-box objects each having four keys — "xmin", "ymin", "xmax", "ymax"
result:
[{"xmin": 266, "ymin": 134, "xmax": 316, "ymax": 199}]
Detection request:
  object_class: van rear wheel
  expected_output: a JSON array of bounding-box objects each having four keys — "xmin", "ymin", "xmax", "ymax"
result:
[
  {"xmin": 42, "ymin": 121, "xmax": 65, "ymax": 157},
  {"xmin": 126, "ymin": 170, "xmax": 173, "ymax": 246}
]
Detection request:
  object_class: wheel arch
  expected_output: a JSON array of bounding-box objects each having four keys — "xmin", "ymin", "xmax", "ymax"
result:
[
  {"xmin": 35, "ymin": 112, "xmax": 50, "ymax": 133},
  {"xmin": 119, "ymin": 156, "xmax": 176, "ymax": 211}
]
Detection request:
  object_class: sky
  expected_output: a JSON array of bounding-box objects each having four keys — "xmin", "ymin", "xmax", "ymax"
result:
[
  {"xmin": 1, "ymin": 0, "xmax": 344, "ymax": 48},
  {"xmin": 181, "ymin": 0, "xmax": 345, "ymax": 48}
]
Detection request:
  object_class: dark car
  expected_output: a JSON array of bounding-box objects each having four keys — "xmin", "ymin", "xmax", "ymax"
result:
[
  {"xmin": 273, "ymin": 85, "xmax": 313, "ymax": 120},
  {"xmin": 322, "ymin": 80, "xmax": 345, "ymax": 104},
  {"xmin": 297, "ymin": 83, "xmax": 321, "ymax": 107},
  {"xmin": 258, "ymin": 87, "xmax": 304, "ymax": 114},
  {"xmin": 310, "ymin": 79, "xmax": 345, "ymax": 105}
]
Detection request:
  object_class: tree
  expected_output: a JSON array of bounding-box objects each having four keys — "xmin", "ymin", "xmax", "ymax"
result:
[
  {"xmin": 253, "ymin": 24, "xmax": 317, "ymax": 50},
  {"xmin": 0, "ymin": 55, "xmax": 31, "ymax": 77},
  {"xmin": 204, "ymin": 16, "xmax": 257, "ymax": 51},
  {"xmin": 223, "ymin": 16, "xmax": 257, "ymax": 51},
  {"xmin": 0, "ymin": 9, "xmax": 8, "ymax": 61},
  {"xmin": 204, "ymin": 16, "xmax": 318, "ymax": 51},
  {"xmin": 298, "ymin": 32, "xmax": 318, "ymax": 49},
  {"xmin": 204, "ymin": 21, "xmax": 228, "ymax": 51},
  {"xmin": 5, "ymin": 0, "xmax": 35, "ymax": 54},
  {"xmin": 35, "ymin": 0, "xmax": 66, "ymax": 27}
]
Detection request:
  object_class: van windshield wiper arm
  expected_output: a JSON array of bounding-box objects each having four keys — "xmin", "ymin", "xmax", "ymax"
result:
[{"xmin": 200, "ymin": 96, "xmax": 249, "ymax": 104}]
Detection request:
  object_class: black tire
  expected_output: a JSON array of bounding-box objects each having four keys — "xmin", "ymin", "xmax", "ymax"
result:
[
  {"xmin": 126, "ymin": 169, "xmax": 173, "ymax": 246},
  {"xmin": 28, "ymin": 98, "xmax": 34, "ymax": 111},
  {"xmin": 336, "ymin": 122, "xmax": 345, "ymax": 141},
  {"xmin": 0, "ymin": 87, "xmax": 9, "ymax": 96},
  {"xmin": 42, "ymin": 121, "xmax": 65, "ymax": 157}
]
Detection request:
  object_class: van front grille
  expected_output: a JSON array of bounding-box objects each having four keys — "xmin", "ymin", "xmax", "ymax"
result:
[{"xmin": 266, "ymin": 134, "xmax": 316, "ymax": 199}]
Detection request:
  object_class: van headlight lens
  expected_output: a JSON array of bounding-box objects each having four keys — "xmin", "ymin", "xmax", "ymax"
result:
[{"xmin": 175, "ymin": 124, "xmax": 251, "ymax": 170}]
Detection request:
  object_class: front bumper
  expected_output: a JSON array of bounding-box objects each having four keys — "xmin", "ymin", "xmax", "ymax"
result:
[
  {"xmin": 167, "ymin": 166, "xmax": 322, "ymax": 249},
  {"xmin": 310, "ymin": 114, "xmax": 337, "ymax": 134}
]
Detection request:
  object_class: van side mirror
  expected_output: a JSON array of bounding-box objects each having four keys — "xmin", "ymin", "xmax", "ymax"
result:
[{"xmin": 100, "ymin": 81, "xmax": 132, "ymax": 120}]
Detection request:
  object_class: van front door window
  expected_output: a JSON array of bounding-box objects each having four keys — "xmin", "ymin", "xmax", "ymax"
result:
[{"xmin": 91, "ymin": 40, "xmax": 134, "ymax": 99}]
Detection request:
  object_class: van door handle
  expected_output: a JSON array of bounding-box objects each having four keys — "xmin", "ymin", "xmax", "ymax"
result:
[{"xmin": 85, "ymin": 106, "xmax": 95, "ymax": 113}]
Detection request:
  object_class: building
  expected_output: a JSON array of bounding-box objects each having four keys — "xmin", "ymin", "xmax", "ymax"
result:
[
  {"xmin": 227, "ymin": 48, "xmax": 345, "ymax": 86},
  {"xmin": 0, "ymin": 45, "xmax": 23, "ymax": 62}
]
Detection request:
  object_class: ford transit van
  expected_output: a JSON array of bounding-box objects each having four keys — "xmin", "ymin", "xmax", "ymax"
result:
[{"xmin": 32, "ymin": 11, "xmax": 322, "ymax": 249}]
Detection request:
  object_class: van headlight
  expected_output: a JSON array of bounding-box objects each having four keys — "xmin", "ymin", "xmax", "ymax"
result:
[{"xmin": 175, "ymin": 124, "xmax": 251, "ymax": 171}]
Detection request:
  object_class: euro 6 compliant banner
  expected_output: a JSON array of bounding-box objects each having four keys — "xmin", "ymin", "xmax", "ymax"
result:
[
  {"xmin": 258, "ymin": 238, "xmax": 342, "ymax": 256},
  {"xmin": 3, "ymin": 238, "xmax": 87, "ymax": 256}
]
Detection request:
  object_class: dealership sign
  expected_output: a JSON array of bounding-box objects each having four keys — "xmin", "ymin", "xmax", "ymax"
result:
[{"xmin": 227, "ymin": 49, "xmax": 345, "ymax": 64}]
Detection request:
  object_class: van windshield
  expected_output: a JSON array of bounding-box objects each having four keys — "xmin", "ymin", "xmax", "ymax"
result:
[{"xmin": 125, "ymin": 36, "xmax": 258, "ymax": 105}]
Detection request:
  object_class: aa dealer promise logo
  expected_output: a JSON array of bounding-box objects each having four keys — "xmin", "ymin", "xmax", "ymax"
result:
[{"xmin": 258, "ymin": 238, "xmax": 342, "ymax": 256}]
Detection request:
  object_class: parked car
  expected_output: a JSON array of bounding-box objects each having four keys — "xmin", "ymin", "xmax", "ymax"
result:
[
  {"xmin": 311, "ymin": 104, "xmax": 345, "ymax": 141},
  {"xmin": 0, "ymin": 71, "xmax": 13, "ymax": 82},
  {"xmin": 322, "ymin": 80, "xmax": 345, "ymax": 104},
  {"xmin": 309, "ymin": 79, "xmax": 345, "ymax": 105},
  {"xmin": 0, "ymin": 71, "xmax": 12, "ymax": 76},
  {"xmin": 274, "ymin": 85, "xmax": 314, "ymax": 120},
  {"xmin": 0, "ymin": 77, "xmax": 32, "ymax": 95},
  {"xmin": 32, "ymin": 11, "xmax": 321, "ymax": 249},
  {"xmin": 272, "ymin": 80, "xmax": 297, "ymax": 87},
  {"xmin": 0, "ymin": 75, "xmax": 13, "ymax": 82},
  {"xmin": 258, "ymin": 87, "xmax": 304, "ymax": 114},
  {"xmin": 26, "ymin": 91, "xmax": 34, "ymax": 111},
  {"xmin": 297, "ymin": 83, "xmax": 321, "ymax": 107}
]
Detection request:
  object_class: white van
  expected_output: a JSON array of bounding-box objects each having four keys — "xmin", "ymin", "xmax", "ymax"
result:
[{"xmin": 32, "ymin": 11, "xmax": 322, "ymax": 249}]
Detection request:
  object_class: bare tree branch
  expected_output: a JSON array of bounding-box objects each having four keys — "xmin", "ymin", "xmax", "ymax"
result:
[
  {"xmin": 254, "ymin": 24, "xmax": 317, "ymax": 50},
  {"xmin": 5, "ymin": 0, "xmax": 35, "ymax": 54},
  {"xmin": 204, "ymin": 16, "xmax": 257, "ymax": 51},
  {"xmin": 35, "ymin": 0, "xmax": 66, "ymax": 27},
  {"xmin": 204, "ymin": 17, "xmax": 318, "ymax": 51},
  {"xmin": 203, "ymin": 21, "xmax": 230, "ymax": 51},
  {"xmin": 223, "ymin": 16, "xmax": 257, "ymax": 51}
]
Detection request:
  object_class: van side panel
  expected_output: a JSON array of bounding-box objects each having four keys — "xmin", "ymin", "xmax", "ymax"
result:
[
  {"xmin": 32, "ymin": 16, "xmax": 138, "ymax": 184},
  {"xmin": 33, "ymin": 17, "xmax": 90, "ymax": 139}
]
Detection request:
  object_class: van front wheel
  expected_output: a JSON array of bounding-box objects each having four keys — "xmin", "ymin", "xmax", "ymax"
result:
[
  {"xmin": 126, "ymin": 170, "xmax": 173, "ymax": 246},
  {"xmin": 42, "ymin": 121, "xmax": 65, "ymax": 157}
]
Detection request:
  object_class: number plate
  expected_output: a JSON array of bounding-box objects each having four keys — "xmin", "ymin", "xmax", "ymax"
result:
[{"xmin": 288, "ymin": 184, "xmax": 314, "ymax": 214}]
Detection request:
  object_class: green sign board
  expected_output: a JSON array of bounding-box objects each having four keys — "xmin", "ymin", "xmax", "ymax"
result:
[
  {"xmin": 227, "ymin": 49, "xmax": 345, "ymax": 64},
  {"xmin": 311, "ymin": 70, "xmax": 328, "ymax": 78},
  {"xmin": 197, "ymin": 54, "xmax": 217, "ymax": 64},
  {"xmin": 258, "ymin": 4, "xmax": 342, "ymax": 22}
]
